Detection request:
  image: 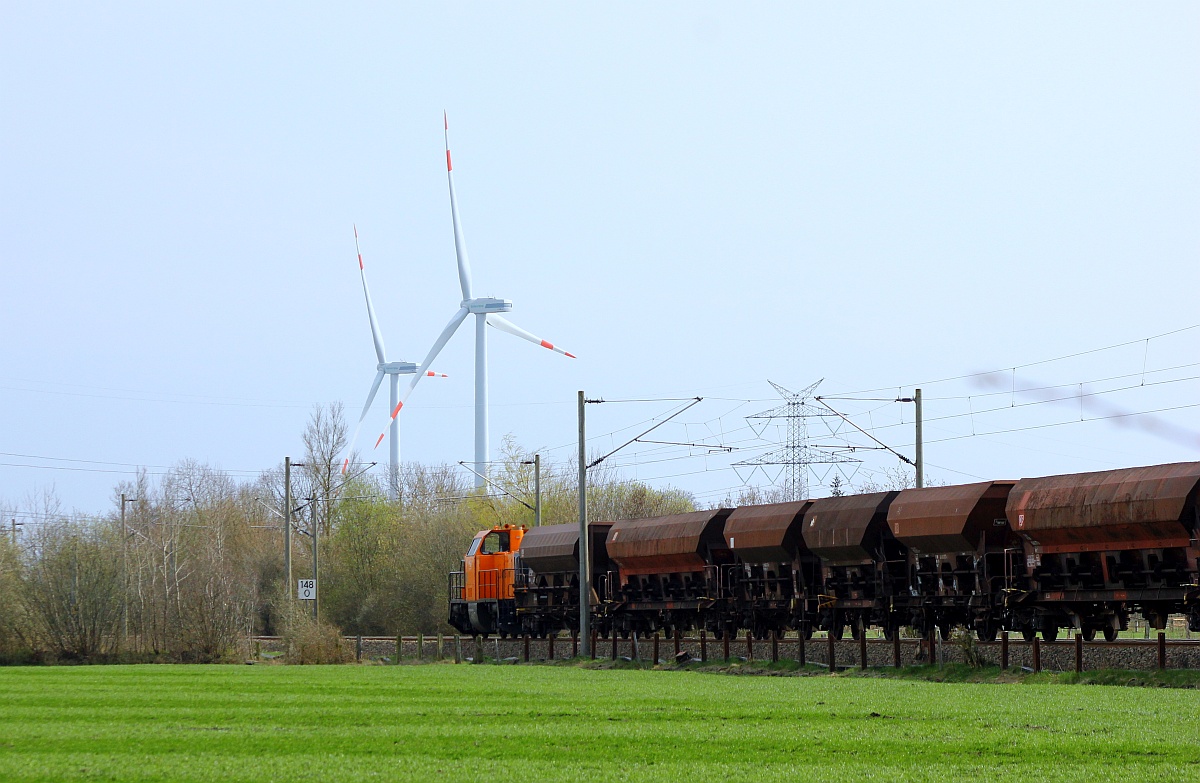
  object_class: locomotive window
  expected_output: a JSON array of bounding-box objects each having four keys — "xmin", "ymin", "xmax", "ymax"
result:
[
  {"xmin": 466, "ymin": 538, "xmax": 482, "ymax": 557},
  {"xmin": 481, "ymin": 531, "xmax": 510, "ymax": 554}
]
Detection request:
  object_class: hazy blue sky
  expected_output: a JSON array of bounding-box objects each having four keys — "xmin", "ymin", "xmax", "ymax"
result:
[{"xmin": 2, "ymin": 3, "xmax": 1198, "ymax": 518}]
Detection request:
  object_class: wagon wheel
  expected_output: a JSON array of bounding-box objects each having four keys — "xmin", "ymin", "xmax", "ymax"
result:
[
  {"xmin": 1081, "ymin": 627, "xmax": 1096, "ymax": 642},
  {"xmin": 1041, "ymin": 624, "xmax": 1058, "ymax": 643},
  {"xmin": 849, "ymin": 615, "xmax": 865, "ymax": 641},
  {"xmin": 829, "ymin": 623, "xmax": 844, "ymax": 641},
  {"xmin": 938, "ymin": 622, "xmax": 952, "ymax": 641},
  {"xmin": 976, "ymin": 621, "xmax": 997, "ymax": 643},
  {"xmin": 1021, "ymin": 628, "xmax": 1036, "ymax": 643},
  {"xmin": 1103, "ymin": 625, "xmax": 1118, "ymax": 642}
]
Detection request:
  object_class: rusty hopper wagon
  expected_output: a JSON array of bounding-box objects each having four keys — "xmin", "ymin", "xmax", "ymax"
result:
[
  {"xmin": 604, "ymin": 509, "xmax": 733, "ymax": 637},
  {"xmin": 801, "ymin": 491, "xmax": 901, "ymax": 640},
  {"xmin": 510, "ymin": 522, "xmax": 612, "ymax": 638},
  {"xmin": 886, "ymin": 481, "xmax": 1018, "ymax": 641},
  {"xmin": 721, "ymin": 500, "xmax": 818, "ymax": 639},
  {"xmin": 1006, "ymin": 462, "xmax": 1200, "ymax": 641}
]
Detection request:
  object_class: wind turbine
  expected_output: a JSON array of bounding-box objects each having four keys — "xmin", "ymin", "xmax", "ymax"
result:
[
  {"xmin": 374, "ymin": 114, "xmax": 575, "ymax": 487},
  {"xmin": 342, "ymin": 225, "xmax": 446, "ymax": 500}
]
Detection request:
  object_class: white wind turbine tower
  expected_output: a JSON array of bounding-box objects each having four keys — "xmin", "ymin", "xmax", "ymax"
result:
[
  {"xmin": 375, "ymin": 114, "xmax": 575, "ymax": 488},
  {"xmin": 342, "ymin": 225, "xmax": 446, "ymax": 500}
]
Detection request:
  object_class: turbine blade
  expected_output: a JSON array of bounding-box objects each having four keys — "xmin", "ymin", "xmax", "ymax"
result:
[
  {"xmin": 341, "ymin": 369, "xmax": 386, "ymax": 473},
  {"xmin": 373, "ymin": 306, "xmax": 470, "ymax": 448},
  {"xmin": 445, "ymin": 112, "xmax": 473, "ymax": 301},
  {"xmin": 354, "ymin": 225, "xmax": 387, "ymax": 364},
  {"xmin": 423, "ymin": 370, "xmax": 449, "ymax": 377},
  {"xmin": 487, "ymin": 314, "xmax": 577, "ymax": 358}
]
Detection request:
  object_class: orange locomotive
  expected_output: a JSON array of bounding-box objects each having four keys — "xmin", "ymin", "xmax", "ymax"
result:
[{"xmin": 448, "ymin": 524, "xmax": 526, "ymax": 636}]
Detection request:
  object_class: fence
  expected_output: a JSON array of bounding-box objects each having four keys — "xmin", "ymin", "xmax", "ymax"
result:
[{"xmin": 251, "ymin": 631, "xmax": 1200, "ymax": 671}]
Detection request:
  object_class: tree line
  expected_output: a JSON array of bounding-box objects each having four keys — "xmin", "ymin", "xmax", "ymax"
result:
[{"xmin": 0, "ymin": 405, "xmax": 697, "ymax": 662}]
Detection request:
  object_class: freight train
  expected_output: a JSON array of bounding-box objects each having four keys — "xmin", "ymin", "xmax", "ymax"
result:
[{"xmin": 447, "ymin": 462, "xmax": 1200, "ymax": 644}]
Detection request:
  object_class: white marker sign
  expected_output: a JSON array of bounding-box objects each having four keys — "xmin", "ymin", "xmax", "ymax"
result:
[{"xmin": 298, "ymin": 579, "xmax": 316, "ymax": 600}]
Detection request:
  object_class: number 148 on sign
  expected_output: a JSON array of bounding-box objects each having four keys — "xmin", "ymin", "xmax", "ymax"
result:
[{"xmin": 298, "ymin": 579, "xmax": 316, "ymax": 600}]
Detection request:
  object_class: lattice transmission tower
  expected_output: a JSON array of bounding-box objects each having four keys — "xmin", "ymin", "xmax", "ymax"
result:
[{"xmin": 733, "ymin": 379, "xmax": 858, "ymax": 501}]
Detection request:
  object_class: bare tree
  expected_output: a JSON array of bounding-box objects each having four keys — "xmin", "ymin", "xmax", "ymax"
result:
[{"xmin": 21, "ymin": 516, "xmax": 122, "ymax": 659}]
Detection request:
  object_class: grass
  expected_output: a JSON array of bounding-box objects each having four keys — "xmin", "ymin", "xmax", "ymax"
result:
[{"xmin": 1, "ymin": 663, "xmax": 1199, "ymax": 782}]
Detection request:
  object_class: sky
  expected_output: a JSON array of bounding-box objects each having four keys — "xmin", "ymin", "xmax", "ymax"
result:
[{"xmin": 2, "ymin": 2, "xmax": 1198, "ymax": 521}]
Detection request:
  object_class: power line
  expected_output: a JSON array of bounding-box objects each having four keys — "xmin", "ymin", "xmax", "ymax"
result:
[{"xmin": 828, "ymin": 322, "xmax": 1200, "ymax": 396}]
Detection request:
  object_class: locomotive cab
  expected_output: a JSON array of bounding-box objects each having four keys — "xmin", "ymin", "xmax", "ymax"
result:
[{"xmin": 448, "ymin": 524, "xmax": 526, "ymax": 637}]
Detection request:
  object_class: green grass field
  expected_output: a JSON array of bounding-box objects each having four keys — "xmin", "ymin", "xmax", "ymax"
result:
[{"xmin": 1, "ymin": 663, "xmax": 1197, "ymax": 782}]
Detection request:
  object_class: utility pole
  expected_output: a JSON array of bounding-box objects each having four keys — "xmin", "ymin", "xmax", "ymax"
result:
[
  {"xmin": 284, "ymin": 456, "xmax": 292, "ymax": 600},
  {"xmin": 533, "ymin": 453, "xmax": 541, "ymax": 527},
  {"xmin": 120, "ymin": 493, "xmax": 137, "ymax": 648},
  {"xmin": 311, "ymin": 502, "xmax": 319, "ymax": 621},
  {"xmin": 577, "ymin": 391, "xmax": 591, "ymax": 658},
  {"xmin": 9, "ymin": 518, "xmax": 20, "ymax": 548},
  {"xmin": 914, "ymin": 389, "xmax": 924, "ymax": 489},
  {"xmin": 520, "ymin": 455, "xmax": 543, "ymax": 526}
]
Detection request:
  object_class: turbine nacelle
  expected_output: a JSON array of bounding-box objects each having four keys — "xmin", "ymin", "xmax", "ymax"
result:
[
  {"xmin": 466, "ymin": 297, "xmax": 513, "ymax": 314},
  {"xmin": 379, "ymin": 361, "xmax": 419, "ymax": 374}
]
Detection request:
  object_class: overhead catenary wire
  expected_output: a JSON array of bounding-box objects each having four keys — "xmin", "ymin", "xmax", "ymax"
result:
[{"xmin": 827, "ymin": 322, "xmax": 1200, "ymax": 397}]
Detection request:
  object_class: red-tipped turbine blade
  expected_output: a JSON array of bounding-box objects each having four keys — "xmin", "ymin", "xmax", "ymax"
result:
[
  {"xmin": 340, "ymin": 369, "xmax": 386, "ymax": 472},
  {"xmin": 444, "ymin": 114, "xmax": 473, "ymax": 301},
  {"xmin": 353, "ymin": 225, "xmax": 387, "ymax": 364},
  {"xmin": 487, "ymin": 314, "xmax": 576, "ymax": 358}
]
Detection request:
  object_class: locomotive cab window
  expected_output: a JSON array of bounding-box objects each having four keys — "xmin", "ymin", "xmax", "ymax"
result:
[
  {"xmin": 481, "ymin": 531, "xmax": 510, "ymax": 554},
  {"xmin": 466, "ymin": 538, "xmax": 482, "ymax": 557}
]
